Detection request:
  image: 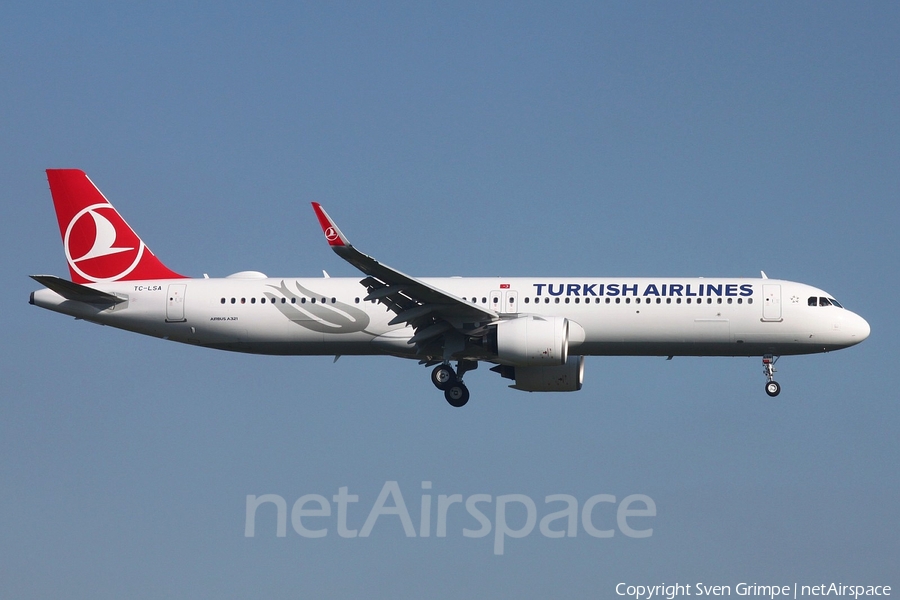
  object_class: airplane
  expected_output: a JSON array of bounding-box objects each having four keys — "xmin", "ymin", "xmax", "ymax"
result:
[{"xmin": 30, "ymin": 169, "xmax": 870, "ymax": 407}]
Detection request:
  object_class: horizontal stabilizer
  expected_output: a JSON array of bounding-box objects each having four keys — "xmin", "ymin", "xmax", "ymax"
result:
[{"xmin": 30, "ymin": 275, "xmax": 126, "ymax": 304}]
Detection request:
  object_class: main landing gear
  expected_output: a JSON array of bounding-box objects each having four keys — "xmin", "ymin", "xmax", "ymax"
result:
[
  {"xmin": 763, "ymin": 354, "xmax": 781, "ymax": 397},
  {"xmin": 431, "ymin": 361, "xmax": 476, "ymax": 407}
]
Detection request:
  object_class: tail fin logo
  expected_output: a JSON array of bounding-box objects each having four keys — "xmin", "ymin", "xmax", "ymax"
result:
[
  {"xmin": 64, "ymin": 204, "xmax": 145, "ymax": 282},
  {"xmin": 324, "ymin": 227, "xmax": 340, "ymax": 242}
]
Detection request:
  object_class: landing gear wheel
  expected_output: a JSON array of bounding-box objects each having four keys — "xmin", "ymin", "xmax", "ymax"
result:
[
  {"xmin": 444, "ymin": 382, "xmax": 470, "ymax": 407},
  {"xmin": 761, "ymin": 354, "xmax": 781, "ymax": 398},
  {"xmin": 431, "ymin": 364, "xmax": 456, "ymax": 390}
]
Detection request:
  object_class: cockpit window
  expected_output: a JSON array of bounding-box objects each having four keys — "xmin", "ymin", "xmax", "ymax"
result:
[{"xmin": 809, "ymin": 296, "xmax": 844, "ymax": 308}]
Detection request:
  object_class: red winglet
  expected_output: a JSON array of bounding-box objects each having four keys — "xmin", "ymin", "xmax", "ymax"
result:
[
  {"xmin": 311, "ymin": 202, "xmax": 349, "ymax": 247},
  {"xmin": 46, "ymin": 169, "xmax": 186, "ymax": 283}
]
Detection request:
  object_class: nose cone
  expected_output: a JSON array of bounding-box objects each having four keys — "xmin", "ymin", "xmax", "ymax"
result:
[{"xmin": 846, "ymin": 311, "xmax": 870, "ymax": 346}]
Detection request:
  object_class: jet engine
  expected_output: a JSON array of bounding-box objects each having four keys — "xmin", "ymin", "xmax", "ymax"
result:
[
  {"xmin": 485, "ymin": 315, "xmax": 569, "ymax": 366},
  {"xmin": 491, "ymin": 355, "xmax": 585, "ymax": 392}
]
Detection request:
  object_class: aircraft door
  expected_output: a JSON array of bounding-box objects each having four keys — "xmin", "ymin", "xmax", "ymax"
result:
[
  {"xmin": 762, "ymin": 284, "xmax": 782, "ymax": 321},
  {"xmin": 504, "ymin": 290, "xmax": 518, "ymax": 314},
  {"xmin": 491, "ymin": 291, "xmax": 502, "ymax": 312},
  {"xmin": 166, "ymin": 284, "xmax": 187, "ymax": 322},
  {"xmin": 492, "ymin": 290, "xmax": 518, "ymax": 314}
]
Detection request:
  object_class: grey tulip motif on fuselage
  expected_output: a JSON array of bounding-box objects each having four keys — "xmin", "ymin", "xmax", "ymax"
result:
[{"xmin": 266, "ymin": 280, "xmax": 372, "ymax": 334}]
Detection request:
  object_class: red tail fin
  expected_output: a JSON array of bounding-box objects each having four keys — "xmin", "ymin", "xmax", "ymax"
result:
[{"xmin": 46, "ymin": 169, "xmax": 186, "ymax": 283}]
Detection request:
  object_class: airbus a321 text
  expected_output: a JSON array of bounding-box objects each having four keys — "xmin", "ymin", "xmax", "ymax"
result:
[{"xmin": 30, "ymin": 170, "xmax": 870, "ymax": 407}]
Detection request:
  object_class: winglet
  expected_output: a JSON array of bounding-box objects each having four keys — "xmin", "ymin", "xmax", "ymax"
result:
[{"xmin": 311, "ymin": 202, "xmax": 350, "ymax": 247}]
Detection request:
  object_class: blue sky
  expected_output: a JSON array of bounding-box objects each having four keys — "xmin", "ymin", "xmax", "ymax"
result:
[{"xmin": 2, "ymin": 2, "xmax": 898, "ymax": 597}]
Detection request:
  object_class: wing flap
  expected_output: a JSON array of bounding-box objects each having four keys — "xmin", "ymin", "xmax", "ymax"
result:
[{"xmin": 388, "ymin": 304, "xmax": 446, "ymax": 327}]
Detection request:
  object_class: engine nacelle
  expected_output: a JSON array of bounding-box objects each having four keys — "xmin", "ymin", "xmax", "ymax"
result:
[
  {"xmin": 486, "ymin": 315, "xmax": 569, "ymax": 366},
  {"xmin": 495, "ymin": 355, "xmax": 585, "ymax": 392},
  {"xmin": 485, "ymin": 315, "xmax": 569, "ymax": 366}
]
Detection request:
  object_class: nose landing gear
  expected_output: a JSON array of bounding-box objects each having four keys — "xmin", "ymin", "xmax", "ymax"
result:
[
  {"xmin": 763, "ymin": 355, "xmax": 781, "ymax": 397},
  {"xmin": 431, "ymin": 361, "xmax": 476, "ymax": 407}
]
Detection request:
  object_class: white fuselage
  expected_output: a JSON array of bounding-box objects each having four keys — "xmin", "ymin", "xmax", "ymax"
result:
[{"xmin": 30, "ymin": 275, "xmax": 870, "ymax": 359}]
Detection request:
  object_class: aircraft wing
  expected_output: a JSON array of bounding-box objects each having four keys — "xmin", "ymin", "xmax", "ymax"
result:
[{"xmin": 311, "ymin": 203, "xmax": 498, "ymax": 352}]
